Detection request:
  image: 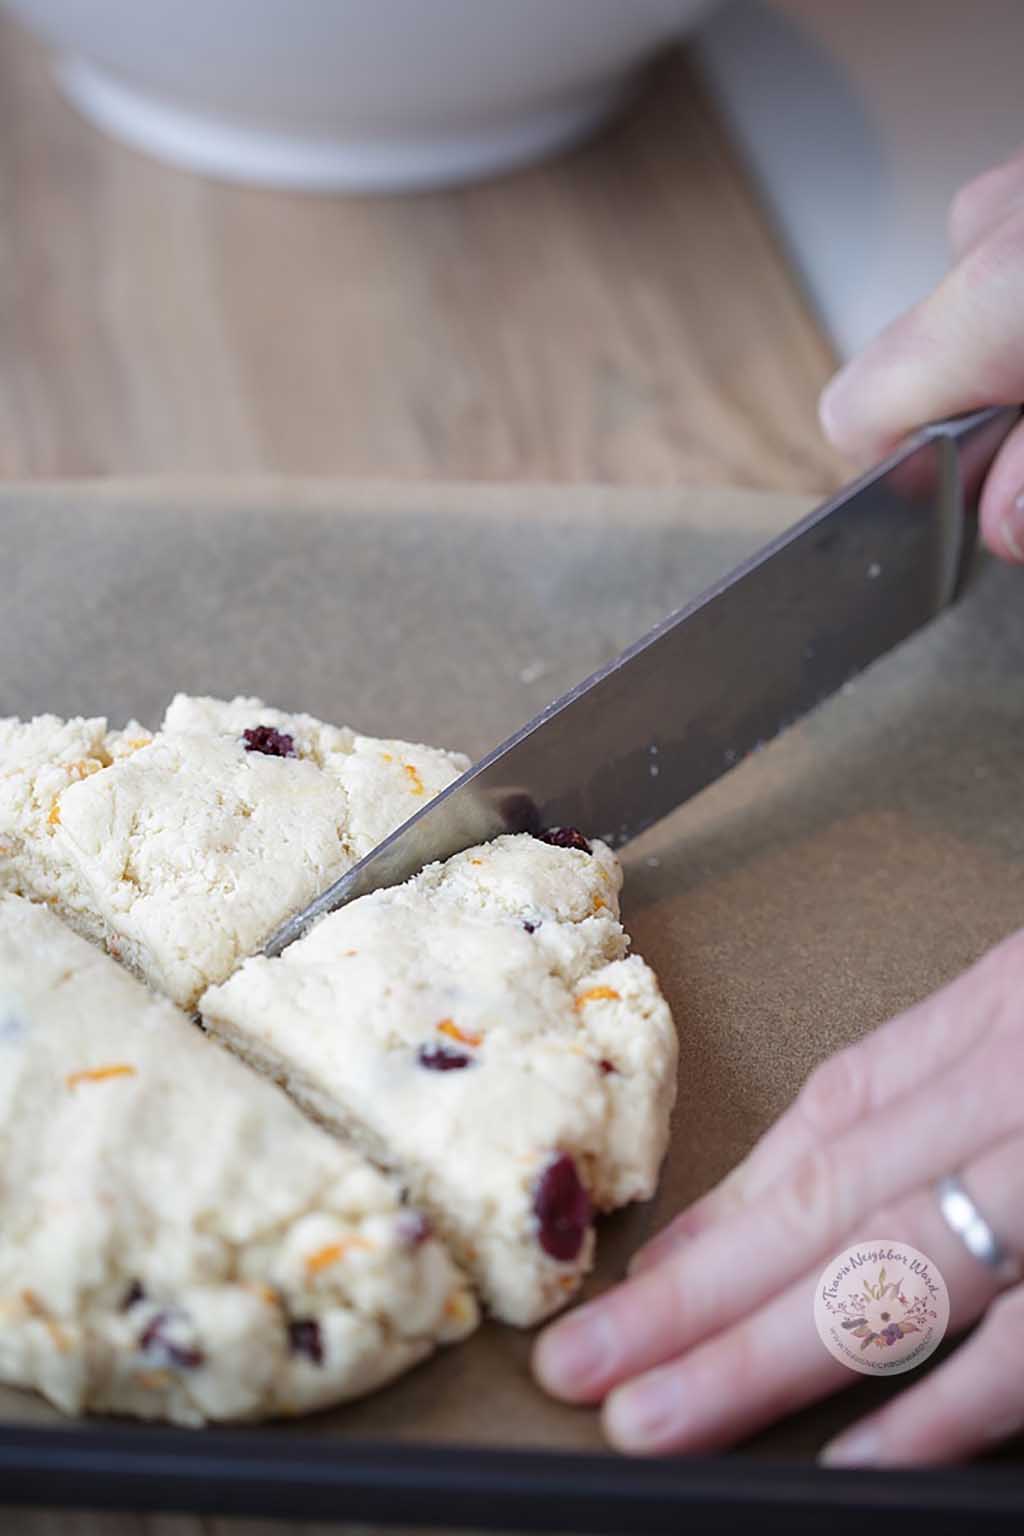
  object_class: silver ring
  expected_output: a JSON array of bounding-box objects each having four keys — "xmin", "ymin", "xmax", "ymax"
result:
[{"xmin": 936, "ymin": 1174, "xmax": 1021, "ymax": 1286}]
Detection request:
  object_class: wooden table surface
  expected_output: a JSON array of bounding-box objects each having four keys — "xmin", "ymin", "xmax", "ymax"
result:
[
  {"xmin": 0, "ymin": 14, "xmax": 842, "ymax": 490},
  {"xmin": 1, "ymin": 12, "xmax": 841, "ymax": 1534}
]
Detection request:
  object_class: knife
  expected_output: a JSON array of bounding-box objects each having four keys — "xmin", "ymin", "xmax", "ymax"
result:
[{"xmin": 267, "ymin": 405, "xmax": 1019, "ymax": 956}]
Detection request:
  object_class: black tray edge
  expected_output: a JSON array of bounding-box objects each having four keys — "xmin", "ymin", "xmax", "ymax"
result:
[{"xmin": 3, "ymin": 1427, "xmax": 1024, "ymax": 1533}]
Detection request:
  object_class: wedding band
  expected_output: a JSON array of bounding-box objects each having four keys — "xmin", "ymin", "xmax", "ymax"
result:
[{"xmin": 936, "ymin": 1174, "xmax": 1021, "ymax": 1287}]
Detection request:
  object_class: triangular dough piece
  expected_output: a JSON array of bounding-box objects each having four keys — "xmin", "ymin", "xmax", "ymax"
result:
[
  {"xmin": 0, "ymin": 893, "xmax": 476, "ymax": 1425},
  {"xmin": 0, "ymin": 695, "xmax": 467, "ymax": 1006},
  {"xmin": 202, "ymin": 835, "xmax": 677, "ymax": 1325}
]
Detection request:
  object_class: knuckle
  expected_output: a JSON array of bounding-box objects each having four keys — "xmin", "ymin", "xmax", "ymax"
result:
[
  {"xmin": 639, "ymin": 1238, "xmax": 690, "ymax": 1310},
  {"xmin": 974, "ymin": 930, "xmax": 1024, "ymax": 1031},
  {"xmin": 797, "ymin": 1048, "xmax": 867, "ymax": 1139},
  {"xmin": 949, "ymin": 210, "xmax": 1024, "ymax": 352},
  {"xmin": 720, "ymin": 1314, "xmax": 759, "ymax": 1397},
  {"xmin": 859, "ymin": 1201, "xmax": 907, "ymax": 1244},
  {"xmin": 947, "ymin": 170, "xmax": 994, "ymax": 248},
  {"xmin": 775, "ymin": 1144, "xmax": 843, "ymax": 1246},
  {"xmin": 955, "ymin": 226, "xmax": 1017, "ymax": 297},
  {"xmin": 946, "ymin": 158, "xmax": 1024, "ymax": 252}
]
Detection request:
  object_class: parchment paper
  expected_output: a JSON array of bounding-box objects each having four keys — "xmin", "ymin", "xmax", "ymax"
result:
[{"xmin": 3, "ymin": 480, "xmax": 1023, "ymax": 1462}]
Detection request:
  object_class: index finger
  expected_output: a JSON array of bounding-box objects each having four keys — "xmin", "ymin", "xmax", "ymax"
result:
[
  {"xmin": 948, "ymin": 147, "xmax": 1024, "ymax": 260},
  {"xmin": 819, "ymin": 207, "xmax": 1024, "ymax": 463},
  {"xmin": 534, "ymin": 1024, "xmax": 1023, "ymax": 1405},
  {"xmin": 631, "ymin": 927, "xmax": 1022, "ymax": 1274}
]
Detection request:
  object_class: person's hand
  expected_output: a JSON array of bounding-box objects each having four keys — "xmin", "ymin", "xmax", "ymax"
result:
[
  {"xmin": 818, "ymin": 146, "xmax": 1024, "ymax": 565},
  {"xmin": 532, "ymin": 930, "xmax": 1024, "ymax": 1464}
]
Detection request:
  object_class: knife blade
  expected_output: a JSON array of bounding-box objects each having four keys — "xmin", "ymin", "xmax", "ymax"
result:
[{"xmin": 267, "ymin": 405, "xmax": 1019, "ymax": 956}]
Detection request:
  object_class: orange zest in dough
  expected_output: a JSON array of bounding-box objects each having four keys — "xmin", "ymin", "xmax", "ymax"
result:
[
  {"xmin": 592, "ymin": 894, "xmax": 607, "ymax": 912},
  {"xmin": 574, "ymin": 986, "xmax": 621, "ymax": 1011},
  {"xmin": 243, "ymin": 1282, "xmax": 281, "ymax": 1307},
  {"xmin": 48, "ymin": 757, "xmax": 107, "ymax": 825},
  {"xmin": 18, "ymin": 1291, "xmax": 69, "ymax": 1349},
  {"xmin": 46, "ymin": 1321, "xmax": 71, "ymax": 1353},
  {"xmin": 380, "ymin": 751, "xmax": 394, "ymax": 763},
  {"xmin": 437, "ymin": 1018, "xmax": 482, "ymax": 1048},
  {"xmin": 403, "ymin": 763, "xmax": 425, "ymax": 795},
  {"xmin": 68, "ymin": 758, "xmax": 104, "ymax": 782},
  {"xmin": 66, "ymin": 1063, "xmax": 137, "ymax": 1090},
  {"xmin": 304, "ymin": 1237, "xmax": 372, "ymax": 1275},
  {"xmin": 444, "ymin": 1291, "xmax": 475, "ymax": 1324},
  {"xmin": 469, "ymin": 858, "xmax": 484, "ymax": 866}
]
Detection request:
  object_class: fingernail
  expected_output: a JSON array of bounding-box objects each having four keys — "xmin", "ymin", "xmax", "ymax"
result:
[
  {"xmin": 998, "ymin": 493, "xmax": 1024, "ymax": 562},
  {"xmin": 820, "ymin": 1422, "xmax": 881, "ymax": 1467},
  {"xmin": 606, "ymin": 1372, "xmax": 685, "ymax": 1453},
  {"xmin": 818, "ymin": 364, "xmax": 855, "ymax": 443},
  {"xmin": 533, "ymin": 1305, "xmax": 615, "ymax": 1396}
]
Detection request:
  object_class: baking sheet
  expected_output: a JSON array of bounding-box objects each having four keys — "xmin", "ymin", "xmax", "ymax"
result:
[{"xmin": 3, "ymin": 479, "xmax": 1024, "ymax": 1516}]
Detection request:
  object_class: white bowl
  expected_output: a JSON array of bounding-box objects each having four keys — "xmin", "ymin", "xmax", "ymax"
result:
[{"xmin": 5, "ymin": 0, "xmax": 714, "ymax": 192}]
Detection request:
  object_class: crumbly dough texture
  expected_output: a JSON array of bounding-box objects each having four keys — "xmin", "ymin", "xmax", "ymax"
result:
[
  {"xmin": 0, "ymin": 893, "xmax": 476, "ymax": 1426},
  {"xmin": 0, "ymin": 696, "xmax": 468, "ymax": 1006},
  {"xmin": 202, "ymin": 835, "xmax": 678, "ymax": 1325}
]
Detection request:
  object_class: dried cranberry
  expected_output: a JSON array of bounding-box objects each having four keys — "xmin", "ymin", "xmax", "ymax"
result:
[
  {"xmin": 139, "ymin": 1311, "xmax": 204, "ymax": 1370},
  {"xmin": 533, "ymin": 1153, "xmax": 592, "ymax": 1262},
  {"xmin": 599, "ymin": 1059, "xmax": 617, "ymax": 1076},
  {"xmin": 121, "ymin": 1279, "xmax": 146, "ymax": 1312},
  {"xmin": 523, "ymin": 920, "xmax": 538, "ymax": 934},
  {"xmin": 417, "ymin": 1044, "xmax": 472, "ymax": 1071},
  {"xmin": 288, "ymin": 1318, "xmax": 324, "ymax": 1366},
  {"xmin": 243, "ymin": 726, "xmax": 296, "ymax": 758},
  {"xmin": 538, "ymin": 827, "xmax": 592, "ymax": 855},
  {"xmin": 396, "ymin": 1210, "xmax": 433, "ymax": 1247}
]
